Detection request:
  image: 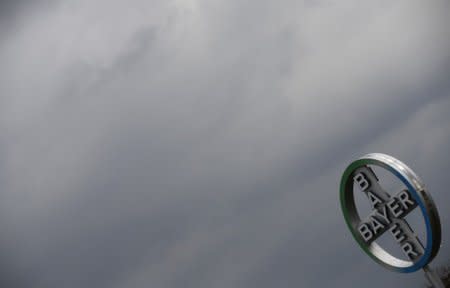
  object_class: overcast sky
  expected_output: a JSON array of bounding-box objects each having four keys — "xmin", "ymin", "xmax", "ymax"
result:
[{"xmin": 1, "ymin": 1, "xmax": 450, "ymax": 287}]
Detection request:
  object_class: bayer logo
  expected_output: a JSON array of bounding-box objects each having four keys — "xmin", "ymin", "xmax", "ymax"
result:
[{"xmin": 340, "ymin": 153, "xmax": 443, "ymax": 287}]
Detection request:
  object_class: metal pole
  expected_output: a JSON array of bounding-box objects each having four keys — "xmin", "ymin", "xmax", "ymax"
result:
[{"xmin": 424, "ymin": 265, "xmax": 446, "ymax": 288}]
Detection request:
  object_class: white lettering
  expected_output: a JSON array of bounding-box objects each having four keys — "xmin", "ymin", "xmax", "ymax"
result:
[
  {"xmin": 358, "ymin": 223, "xmax": 373, "ymax": 242},
  {"xmin": 389, "ymin": 223, "xmax": 405, "ymax": 243},
  {"xmin": 387, "ymin": 199, "xmax": 403, "ymax": 218},
  {"xmin": 398, "ymin": 190, "xmax": 415, "ymax": 210},
  {"xmin": 401, "ymin": 242, "xmax": 419, "ymax": 259},
  {"xmin": 354, "ymin": 173, "xmax": 370, "ymax": 192},
  {"xmin": 370, "ymin": 216, "xmax": 385, "ymax": 234},
  {"xmin": 368, "ymin": 191, "xmax": 383, "ymax": 208},
  {"xmin": 374, "ymin": 206, "xmax": 391, "ymax": 225}
]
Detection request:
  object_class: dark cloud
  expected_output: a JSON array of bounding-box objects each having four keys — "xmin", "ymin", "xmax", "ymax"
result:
[
  {"xmin": 0, "ymin": 0, "xmax": 449, "ymax": 287},
  {"xmin": 0, "ymin": 0, "xmax": 55, "ymax": 42},
  {"xmin": 0, "ymin": 0, "xmax": 26, "ymax": 21}
]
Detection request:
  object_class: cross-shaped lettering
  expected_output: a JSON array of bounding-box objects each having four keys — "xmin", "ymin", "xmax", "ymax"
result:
[{"xmin": 354, "ymin": 166, "xmax": 425, "ymax": 261}]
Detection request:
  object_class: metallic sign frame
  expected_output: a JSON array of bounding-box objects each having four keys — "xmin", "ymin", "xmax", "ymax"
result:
[{"xmin": 340, "ymin": 153, "xmax": 441, "ymax": 273}]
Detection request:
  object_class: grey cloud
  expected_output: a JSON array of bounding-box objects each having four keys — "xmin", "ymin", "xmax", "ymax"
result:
[{"xmin": 1, "ymin": 0, "xmax": 450, "ymax": 287}]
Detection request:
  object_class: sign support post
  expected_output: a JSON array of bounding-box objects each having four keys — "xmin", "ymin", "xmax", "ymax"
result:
[{"xmin": 424, "ymin": 265, "xmax": 445, "ymax": 288}]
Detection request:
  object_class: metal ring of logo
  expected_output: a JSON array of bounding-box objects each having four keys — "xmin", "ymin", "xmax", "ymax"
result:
[{"xmin": 340, "ymin": 153, "xmax": 441, "ymax": 273}]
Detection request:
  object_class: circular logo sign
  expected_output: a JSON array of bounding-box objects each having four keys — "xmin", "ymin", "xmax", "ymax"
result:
[{"xmin": 340, "ymin": 153, "xmax": 441, "ymax": 273}]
